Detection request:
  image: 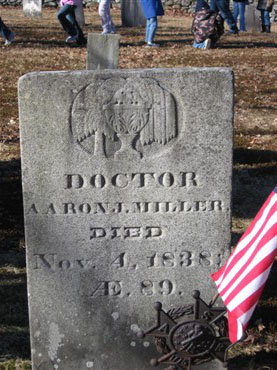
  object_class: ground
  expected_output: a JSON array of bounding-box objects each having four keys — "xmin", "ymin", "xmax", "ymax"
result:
[{"xmin": 0, "ymin": 5, "xmax": 276, "ymax": 370}]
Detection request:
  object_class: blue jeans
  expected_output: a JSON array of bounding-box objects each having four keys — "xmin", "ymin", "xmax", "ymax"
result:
[
  {"xmin": 233, "ymin": 2, "xmax": 246, "ymax": 31},
  {"xmin": 145, "ymin": 17, "xmax": 157, "ymax": 43},
  {"xmin": 260, "ymin": 10, "xmax": 270, "ymax": 26},
  {"xmin": 193, "ymin": 40, "xmax": 206, "ymax": 48},
  {"xmin": 57, "ymin": 4, "xmax": 84, "ymax": 40},
  {"xmin": 210, "ymin": 0, "xmax": 237, "ymax": 32},
  {"xmin": 0, "ymin": 16, "xmax": 12, "ymax": 40},
  {"xmin": 193, "ymin": 39, "xmax": 215, "ymax": 48}
]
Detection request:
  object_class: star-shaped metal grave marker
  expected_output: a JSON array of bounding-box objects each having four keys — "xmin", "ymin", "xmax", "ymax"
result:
[{"xmin": 138, "ymin": 290, "xmax": 233, "ymax": 370}]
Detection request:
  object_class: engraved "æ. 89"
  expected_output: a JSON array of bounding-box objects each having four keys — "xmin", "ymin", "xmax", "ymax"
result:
[{"xmin": 141, "ymin": 279, "xmax": 174, "ymax": 296}]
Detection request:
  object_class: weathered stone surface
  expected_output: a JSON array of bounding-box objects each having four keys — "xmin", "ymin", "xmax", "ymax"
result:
[
  {"xmin": 121, "ymin": 0, "xmax": 146, "ymax": 27},
  {"xmin": 245, "ymin": 3, "xmax": 261, "ymax": 32},
  {"xmin": 23, "ymin": 0, "xmax": 42, "ymax": 16},
  {"xmin": 86, "ymin": 33, "xmax": 120, "ymax": 70},
  {"xmin": 19, "ymin": 68, "xmax": 234, "ymax": 370}
]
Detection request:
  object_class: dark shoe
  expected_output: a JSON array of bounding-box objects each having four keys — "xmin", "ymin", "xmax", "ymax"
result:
[
  {"xmin": 5, "ymin": 31, "xmax": 15, "ymax": 46},
  {"xmin": 76, "ymin": 37, "xmax": 87, "ymax": 45},
  {"xmin": 265, "ymin": 25, "xmax": 271, "ymax": 33},
  {"xmin": 261, "ymin": 25, "xmax": 266, "ymax": 33},
  {"xmin": 229, "ymin": 27, "xmax": 239, "ymax": 34}
]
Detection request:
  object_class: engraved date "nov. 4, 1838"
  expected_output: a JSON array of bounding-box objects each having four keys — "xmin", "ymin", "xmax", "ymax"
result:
[{"xmin": 33, "ymin": 250, "xmax": 224, "ymax": 272}]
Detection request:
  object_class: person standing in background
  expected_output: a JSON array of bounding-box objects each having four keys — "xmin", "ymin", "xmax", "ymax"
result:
[
  {"xmin": 257, "ymin": 0, "xmax": 274, "ymax": 32},
  {"xmin": 233, "ymin": 0, "xmax": 247, "ymax": 32},
  {"xmin": 141, "ymin": 0, "xmax": 164, "ymax": 47},
  {"xmin": 98, "ymin": 0, "xmax": 116, "ymax": 34},
  {"xmin": 192, "ymin": 0, "xmax": 224, "ymax": 49},
  {"xmin": 57, "ymin": 0, "xmax": 86, "ymax": 45},
  {"xmin": 0, "ymin": 16, "xmax": 15, "ymax": 46},
  {"xmin": 209, "ymin": 0, "xmax": 239, "ymax": 33}
]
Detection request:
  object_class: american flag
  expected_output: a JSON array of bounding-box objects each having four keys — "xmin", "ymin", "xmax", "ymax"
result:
[{"xmin": 211, "ymin": 186, "xmax": 277, "ymax": 343}]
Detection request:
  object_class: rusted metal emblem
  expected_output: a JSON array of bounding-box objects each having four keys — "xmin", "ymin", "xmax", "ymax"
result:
[{"xmin": 138, "ymin": 290, "xmax": 233, "ymax": 370}]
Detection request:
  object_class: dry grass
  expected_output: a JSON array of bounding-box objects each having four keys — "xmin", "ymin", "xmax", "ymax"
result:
[{"xmin": 0, "ymin": 5, "xmax": 276, "ymax": 370}]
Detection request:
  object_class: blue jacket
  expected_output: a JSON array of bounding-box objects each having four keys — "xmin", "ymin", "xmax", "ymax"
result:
[{"xmin": 141, "ymin": 0, "xmax": 164, "ymax": 19}]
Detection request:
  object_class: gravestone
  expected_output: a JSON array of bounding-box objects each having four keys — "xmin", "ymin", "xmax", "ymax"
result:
[
  {"xmin": 86, "ymin": 34, "xmax": 120, "ymax": 70},
  {"xmin": 19, "ymin": 68, "xmax": 233, "ymax": 370},
  {"xmin": 23, "ymin": 0, "xmax": 42, "ymax": 16},
  {"xmin": 121, "ymin": 0, "xmax": 146, "ymax": 27},
  {"xmin": 245, "ymin": 3, "xmax": 261, "ymax": 32}
]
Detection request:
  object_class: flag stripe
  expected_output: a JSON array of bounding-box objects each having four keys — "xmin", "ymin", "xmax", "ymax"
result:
[
  {"xmin": 224, "ymin": 262, "xmax": 272, "ymax": 311},
  {"xmin": 215, "ymin": 211, "xmax": 276, "ymax": 295},
  {"xmin": 228, "ymin": 281, "xmax": 268, "ymax": 342},
  {"xmin": 227, "ymin": 264, "xmax": 273, "ymax": 311},
  {"xmin": 221, "ymin": 233, "xmax": 277, "ymax": 300},
  {"xmin": 212, "ymin": 194, "xmax": 277, "ymax": 286},
  {"xmin": 211, "ymin": 188, "xmax": 277, "ymax": 343},
  {"xmin": 217, "ymin": 208, "xmax": 277, "ymax": 291}
]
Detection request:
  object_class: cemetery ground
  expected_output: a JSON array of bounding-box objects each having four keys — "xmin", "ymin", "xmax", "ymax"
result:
[{"xmin": 0, "ymin": 4, "xmax": 276, "ymax": 370}]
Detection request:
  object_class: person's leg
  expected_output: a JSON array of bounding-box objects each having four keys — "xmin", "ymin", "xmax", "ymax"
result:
[
  {"xmin": 146, "ymin": 17, "xmax": 158, "ymax": 44},
  {"xmin": 260, "ymin": 10, "xmax": 264, "ymax": 25},
  {"xmin": 64, "ymin": 6, "xmax": 85, "ymax": 43},
  {"xmin": 57, "ymin": 4, "xmax": 77, "ymax": 36},
  {"xmin": 99, "ymin": 0, "xmax": 114, "ymax": 33},
  {"xmin": 262, "ymin": 10, "xmax": 271, "ymax": 32},
  {"xmin": 71, "ymin": 7, "xmax": 86, "ymax": 42},
  {"xmin": 263, "ymin": 10, "xmax": 270, "ymax": 26},
  {"xmin": 260, "ymin": 10, "xmax": 270, "ymax": 25},
  {"xmin": 0, "ymin": 16, "xmax": 12, "ymax": 40},
  {"xmin": 145, "ymin": 18, "xmax": 150, "ymax": 42},
  {"xmin": 233, "ymin": 2, "xmax": 239, "ymax": 28},
  {"xmin": 215, "ymin": 0, "xmax": 238, "ymax": 32},
  {"xmin": 210, "ymin": 0, "xmax": 218, "ymax": 13},
  {"xmin": 109, "ymin": 0, "xmax": 116, "ymax": 33},
  {"xmin": 260, "ymin": 10, "xmax": 266, "ymax": 31},
  {"xmin": 238, "ymin": 2, "xmax": 246, "ymax": 31}
]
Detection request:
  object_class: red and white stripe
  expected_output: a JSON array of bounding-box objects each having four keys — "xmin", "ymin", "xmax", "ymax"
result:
[{"xmin": 211, "ymin": 187, "xmax": 277, "ymax": 343}]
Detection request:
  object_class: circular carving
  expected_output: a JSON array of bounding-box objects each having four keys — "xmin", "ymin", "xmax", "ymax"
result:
[{"xmin": 169, "ymin": 320, "xmax": 216, "ymax": 358}]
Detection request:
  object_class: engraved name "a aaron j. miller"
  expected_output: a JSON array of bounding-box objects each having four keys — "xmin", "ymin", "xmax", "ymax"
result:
[{"xmin": 27, "ymin": 200, "xmax": 225, "ymax": 215}]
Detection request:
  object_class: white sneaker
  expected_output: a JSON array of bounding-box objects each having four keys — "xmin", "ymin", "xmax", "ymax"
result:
[
  {"xmin": 101, "ymin": 30, "xmax": 116, "ymax": 35},
  {"xmin": 203, "ymin": 38, "xmax": 211, "ymax": 49},
  {"xmin": 146, "ymin": 42, "xmax": 160, "ymax": 48},
  {"xmin": 5, "ymin": 32, "xmax": 15, "ymax": 46},
  {"xmin": 66, "ymin": 35, "xmax": 78, "ymax": 43}
]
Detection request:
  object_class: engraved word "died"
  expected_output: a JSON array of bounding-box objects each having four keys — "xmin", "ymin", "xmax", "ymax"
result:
[{"xmin": 90, "ymin": 226, "xmax": 163, "ymax": 239}]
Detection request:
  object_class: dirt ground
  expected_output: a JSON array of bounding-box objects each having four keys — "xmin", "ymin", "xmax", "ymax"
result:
[{"xmin": 0, "ymin": 5, "xmax": 276, "ymax": 370}]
